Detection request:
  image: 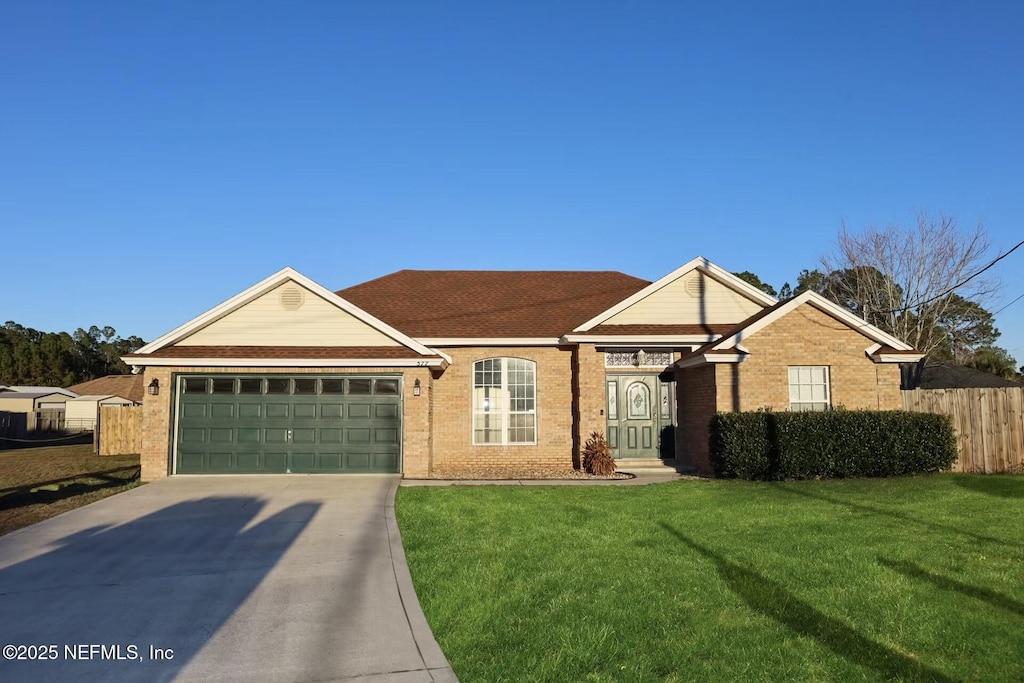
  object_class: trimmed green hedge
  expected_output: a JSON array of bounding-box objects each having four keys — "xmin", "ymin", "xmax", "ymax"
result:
[{"xmin": 709, "ymin": 410, "xmax": 958, "ymax": 480}]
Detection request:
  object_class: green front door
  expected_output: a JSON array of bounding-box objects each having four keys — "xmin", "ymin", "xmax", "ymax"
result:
[
  {"xmin": 175, "ymin": 375, "xmax": 401, "ymax": 474},
  {"xmin": 606, "ymin": 374, "xmax": 674, "ymax": 459}
]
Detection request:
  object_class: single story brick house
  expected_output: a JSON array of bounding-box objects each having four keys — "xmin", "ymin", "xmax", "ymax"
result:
[{"xmin": 123, "ymin": 257, "xmax": 921, "ymax": 480}]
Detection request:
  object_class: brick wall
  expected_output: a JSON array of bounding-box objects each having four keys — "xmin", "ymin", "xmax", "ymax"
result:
[
  {"xmin": 673, "ymin": 303, "xmax": 906, "ymax": 475},
  {"xmin": 724, "ymin": 304, "xmax": 903, "ymax": 411},
  {"xmin": 430, "ymin": 347, "xmax": 576, "ymax": 477},
  {"xmin": 138, "ymin": 365, "xmax": 431, "ymax": 481},
  {"xmin": 675, "ymin": 364, "xmax": 717, "ymax": 474},
  {"xmin": 574, "ymin": 344, "xmax": 606, "ymax": 468}
]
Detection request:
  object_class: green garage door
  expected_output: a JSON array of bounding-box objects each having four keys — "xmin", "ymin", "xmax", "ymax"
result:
[{"xmin": 175, "ymin": 375, "xmax": 402, "ymax": 474}]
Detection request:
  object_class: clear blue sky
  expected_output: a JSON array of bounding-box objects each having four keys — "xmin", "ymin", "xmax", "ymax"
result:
[{"xmin": 2, "ymin": 1, "xmax": 1022, "ymax": 360}]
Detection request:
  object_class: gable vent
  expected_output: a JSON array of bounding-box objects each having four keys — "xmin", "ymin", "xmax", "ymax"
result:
[
  {"xmin": 279, "ymin": 287, "xmax": 306, "ymax": 311},
  {"xmin": 685, "ymin": 275, "xmax": 705, "ymax": 298}
]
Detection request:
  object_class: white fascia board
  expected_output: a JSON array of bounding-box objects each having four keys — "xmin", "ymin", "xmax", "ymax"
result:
[
  {"xmin": 134, "ymin": 267, "xmax": 437, "ymax": 358},
  {"xmin": 120, "ymin": 356, "xmax": 448, "ymax": 368},
  {"xmin": 417, "ymin": 338, "xmax": 562, "ymax": 347},
  {"xmin": 710, "ymin": 291, "xmax": 915, "ymax": 352},
  {"xmin": 561, "ymin": 334, "xmax": 720, "ymax": 344},
  {"xmin": 872, "ymin": 353, "xmax": 925, "ymax": 363},
  {"xmin": 864, "ymin": 343, "xmax": 883, "ymax": 355},
  {"xmin": 675, "ymin": 353, "xmax": 746, "ymax": 369},
  {"xmin": 573, "ymin": 256, "xmax": 778, "ymax": 332}
]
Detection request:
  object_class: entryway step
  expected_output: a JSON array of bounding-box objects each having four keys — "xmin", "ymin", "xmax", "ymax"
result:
[{"xmin": 617, "ymin": 458, "xmax": 677, "ymax": 470}]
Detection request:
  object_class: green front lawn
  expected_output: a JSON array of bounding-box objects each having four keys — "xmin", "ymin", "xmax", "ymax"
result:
[{"xmin": 396, "ymin": 476, "xmax": 1024, "ymax": 682}]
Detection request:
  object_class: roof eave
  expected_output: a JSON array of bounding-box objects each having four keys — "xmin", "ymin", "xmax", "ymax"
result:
[{"xmin": 121, "ymin": 356, "xmax": 449, "ymax": 369}]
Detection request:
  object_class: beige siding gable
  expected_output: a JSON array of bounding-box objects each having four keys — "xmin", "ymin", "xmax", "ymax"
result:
[
  {"xmin": 604, "ymin": 270, "xmax": 765, "ymax": 325},
  {"xmin": 177, "ymin": 281, "xmax": 401, "ymax": 347}
]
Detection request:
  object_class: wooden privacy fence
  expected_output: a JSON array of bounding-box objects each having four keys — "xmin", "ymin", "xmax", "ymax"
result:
[
  {"xmin": 902, "ymin": 388, "xmax": 1024, "ymax": 473},
  {"xmin": 99, "ymin": 405, "xmax": 143, "ymax": 456}
]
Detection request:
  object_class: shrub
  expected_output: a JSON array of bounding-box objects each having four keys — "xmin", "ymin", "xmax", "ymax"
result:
[
  {"xmin": 709, "ymin": 410, "xmax": 958, "ymax": 480},
  {"xmin": 582, "ymin": 431, "xmax": 616, "ymax": 476}
]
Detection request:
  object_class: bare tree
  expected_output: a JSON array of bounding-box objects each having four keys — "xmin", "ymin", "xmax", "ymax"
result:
[{"xmin": 820, "ymin": 212, "xmax": 999, "ymax": 357}]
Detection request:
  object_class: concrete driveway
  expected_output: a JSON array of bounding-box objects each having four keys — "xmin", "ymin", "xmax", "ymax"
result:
[{"xmin": 0, "ymin": 476, "xmax": 455, "ymax": 683}]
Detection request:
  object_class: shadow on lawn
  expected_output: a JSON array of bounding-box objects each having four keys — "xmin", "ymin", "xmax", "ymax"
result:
[
  {"xmin": 0, "ymin": 466, "xmax": 141, "ymax": 511},
  {"xmin": 660, "ymin": 523, "xmax": 958, "ymax": 683},
  {"xmin": 951, "ymin": 475, "xmax": 1024, "ymax": 499},
  {"xmin": 774, "ymin": 484, "xmax": 1020, "ymax": 549},
  {"xmin": 878, "ymin": 557, "xmax": 1024, "ymax": 618}
]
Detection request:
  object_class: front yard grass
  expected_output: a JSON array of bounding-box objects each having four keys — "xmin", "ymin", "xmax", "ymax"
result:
[
  {"xmin": 0, "ymin": 444, "xmax": 141, "ymax": 535},
  {"xmin": 396, "ymin": 476, "xmax": 1024, "ymax": 682}
]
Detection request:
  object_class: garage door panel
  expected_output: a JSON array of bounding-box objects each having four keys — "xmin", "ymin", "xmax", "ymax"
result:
[
  {"xmin": 293, "ymin": 403, "xmax": 316, "ymax": 418},
  {"xmin": 178, "ymin": 452, "xmax": 206, "ymax": 471},
  {"xmin": 239, "ymin": 404, "xmax": 261, "ymax": 418},
  {"xmin": 181, "ymin": 428, "xmax": 206, "ymax": 443},
  {"xmin": 375, "ymin": 404, "xmax": 398, "ymax": 419},
  {"xmin": 210, "ymin": 428, "xmax": 234, "ymax": 443},
  {"xmin": 348, "ymin": 428, "xmax": 371, "ymax": 443},
  {"xmin": 319, "ymin": 452, "xmax": 343, "ymax": 470},
  {"xmin": 348, "ymin": 404, "xmax": 371, "ymax": 419},
  {"xmin": 292, "ymin": 428, "xmax": 315, "ymax": 444},
  {"xmin": 238, "ymin": 428, "xmax": 261, "ymax": 443},
  {"xmin": 375, "ymin": 428, "xmax": 398, "ymax": 444},
  {"xmin": 264, "ymin": 452, "xmax": 288, "ymax": 471},
  {"xmin": 265, "ymin": 428, "xmax": 289, "ymax": 443},
  {"xmin": 175, "ymin": 375, "xmax": 401, "ymax": 474},
  {"xmin": 290, "ymin": 452, "xmax": 316, "ymax": 472},
  {"xmin": 320, "ymin": 428, "xmax": 343, "ymax": 443},
  {"xmin": 321, "ymin": 404, "xmax": 343, "ymax": 418},
  {"xmin": 211, "ymin": 404, "xmax": 234, "ymax": 418},
  {"xmin": 209, "ymin": 452, "xmax": 233, "ymax": 472},
  {"xmin": 345, "ymin": 453, "xmax": 371, "ymax": 470},
  {"xmin": 266, "ymin": 404, "xmax": 289, "ymax": 418},
  {"xmin": 236, "ymin": 452, "xmax": 261, "ymax": 470},
  {"xmin": 182, "ymin": 404, "xmax": 207, "ymax": 418},
  {"xmin": 373, "ymin": 453, "xmax": 399, "ymax": 471}
]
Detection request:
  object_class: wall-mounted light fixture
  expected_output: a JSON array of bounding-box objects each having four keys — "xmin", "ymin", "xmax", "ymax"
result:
[
  {"xmin": 413, "ymin": 379, "xmax": 421, "ymax": 396},
  {"xmin": 147, "ymin": 378, "xmax": 160, "ymax": 396}
]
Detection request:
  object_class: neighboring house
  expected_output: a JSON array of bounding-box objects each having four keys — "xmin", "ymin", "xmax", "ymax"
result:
[
  {"xmin": 123, "ymin": 257, "xmax": 921, "ymax": 480},
  {"xmin": 65, "ymin": 395, "xmax": 137, "ymax": 431},
  {"xmin": 5, "ymin": 386, "xmax": 78, "ymax": 398},
  {"xmin": 0, "ymin": 391, "xmax": 75, "ymax": 433},
  {"xmin": 69, "ymin": 375, "xmax": 147, "ymax": 404},
  {"xmin": 902, "ymin": 359, "xmax": 1022, "ymax": 390},
  {"xmin": 0, "ymin": 391, "xmax": 75, "ymax": 412}
]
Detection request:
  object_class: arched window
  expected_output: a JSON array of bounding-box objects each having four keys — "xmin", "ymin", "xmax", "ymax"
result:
[{"xmin": 473, "ymin": 358, "xmax": 537, "ymax": 445}]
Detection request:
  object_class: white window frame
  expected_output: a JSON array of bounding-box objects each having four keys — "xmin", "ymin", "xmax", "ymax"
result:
[
  {"xmin": 472, "ymin": 358, "xmax": 537, "ymax": 446},
  {"xmin": 788, "ymin": 366, "xmax": 831, "ymax": 412}
]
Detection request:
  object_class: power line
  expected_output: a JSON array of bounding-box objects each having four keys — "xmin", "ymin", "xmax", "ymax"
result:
[
  {"xmin": 880, "ymin": 238, "xmax": 1024, "ymax": 314},
  {"xmin": 992, "ymin": 291, "xmax": 1024, "ymax": 316}
]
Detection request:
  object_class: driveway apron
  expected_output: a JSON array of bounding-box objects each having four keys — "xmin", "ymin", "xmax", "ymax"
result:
[{"xmin": 0, "ymin": 475, "xmax": 455, "ymax": 682}]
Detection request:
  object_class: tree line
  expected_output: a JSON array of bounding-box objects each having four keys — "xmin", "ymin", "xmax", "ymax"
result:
[
  {"xmin": 733, "ymin": 213, "xmax": 1021, "ymax": 380},
  {"xmin": 0, "ymin": 322, "xmax": 145, "ymax": 387}
]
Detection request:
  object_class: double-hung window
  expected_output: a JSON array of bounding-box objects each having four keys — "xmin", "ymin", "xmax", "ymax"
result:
[
  {"xmin": 788, "ymin": 366, "xmax": 830, "ymax": 411},
  {"xmin": 473, "ymin": 358, "xmax": 537, "ymax": 445}
]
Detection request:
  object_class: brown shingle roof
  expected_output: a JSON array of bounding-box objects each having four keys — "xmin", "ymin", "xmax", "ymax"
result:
[
  {"xmin": 68, "ymin": 375, "xmax": 146, "ymax": 403},
  {"xmin": 337, "ymin": 270, "xmax": 649, "ymax": 338},
  {"xmin": 125, "ymin": 346, "xmax": 434, "ymax": 360}
]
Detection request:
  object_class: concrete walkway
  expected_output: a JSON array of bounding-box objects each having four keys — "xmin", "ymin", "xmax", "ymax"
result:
[{"xmin": 0, "ymin": 476, "xmax": 455, "ymax": 683}]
